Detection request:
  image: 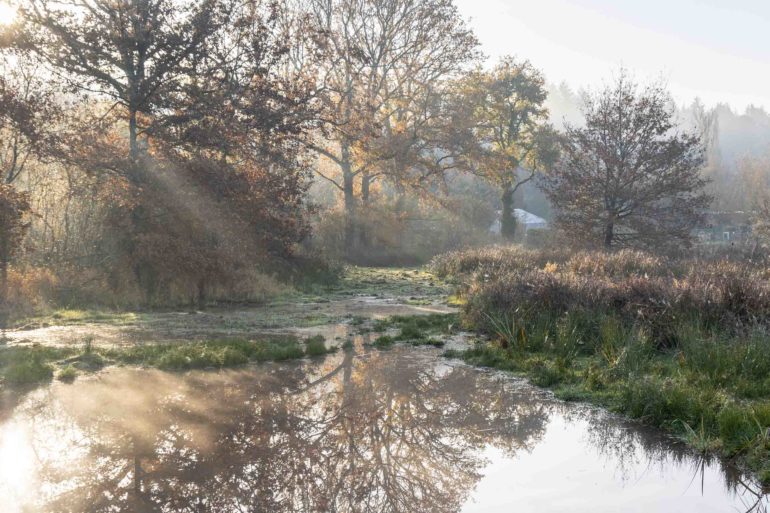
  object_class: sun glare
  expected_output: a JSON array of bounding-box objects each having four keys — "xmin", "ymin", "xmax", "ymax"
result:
[{"xmin": 0, "ymin": 2, "xmax": 17, "ymax": 25}]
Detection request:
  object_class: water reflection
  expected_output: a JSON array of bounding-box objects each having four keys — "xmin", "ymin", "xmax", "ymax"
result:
[{"xmin": 0, "ymin": 347, "xmax": 766, "ymax": 513}]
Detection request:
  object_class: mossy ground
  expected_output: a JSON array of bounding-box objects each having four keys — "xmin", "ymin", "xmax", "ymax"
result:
[
  {"xmin": 13, "ymin": 309, "xmax": 144, "ymax": 329},
  {"xmin": 303, "ymin": 267, "xmax": 451, "ymax": 301}
]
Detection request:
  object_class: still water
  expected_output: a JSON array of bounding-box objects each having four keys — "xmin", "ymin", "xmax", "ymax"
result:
[{"xmin": 0, "ymin": 347, "xmax": 766, "ymax": 513}]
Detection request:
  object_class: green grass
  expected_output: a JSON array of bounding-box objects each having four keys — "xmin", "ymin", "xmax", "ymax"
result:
[
  {"xmin": 102, "ymin": 336, "xmax": 307, "ymax": 371},
  {"xmin": 376, "ymin": 313, "xmax": 457, "ymax": 338},
  {"xmin": 373, "ymin": 335, "xmax": 395, "ymax": 348},
  {"xmin": 446, "ymin": 310, "xmax": 770, "ymax": 484},
  {"xmin": 304, "ymin": 335, "xmax": 330, "ymax": 357},
  {"xmin": 0, "ymin": 345, "xmax": 77, "ymax": 386},
  {"xmin": 2, "ymin": 334, "xmax": 333, "ymax": 389},
  {"xmin": 57, "ymin": 365, "xmax": 79, "ymax": 382},
  {"xmin": 369, "ymin": 313, "xmax": 456, "ymax": 349}
]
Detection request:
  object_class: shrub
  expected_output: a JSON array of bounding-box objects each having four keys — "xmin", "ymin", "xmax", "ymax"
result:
[
  {"xmin": 304, "ymin": 335, "xmax": 328, "ymax": 356},
  {"xmin": 438, "ymin": 244, "xmax": 770, "ymax": 482},
  {"xmin": 57, "ymin": 365, "xmax": 79, "ymax": 382},
  {"xmin": 373, "ymin": 335, "xmax": 395, "ymax": 348},
  {"xmin": 449, "ymin": 247, "xmax": 770, "ymax": 348}
]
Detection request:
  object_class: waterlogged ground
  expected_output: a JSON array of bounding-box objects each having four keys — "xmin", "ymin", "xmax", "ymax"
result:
[
  {"xmin": 0, "ymin": 267, "xmax": 768, "ymax": 512},
  {"xmin": 1, "ymin": 349, "xmax": 767, "ymax": 513},
  {"xmin": 5, "ymin": 268, "xmax": 453, "ymax": 348}
]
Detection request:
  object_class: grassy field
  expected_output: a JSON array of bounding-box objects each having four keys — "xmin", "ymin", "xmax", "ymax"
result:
[{"xmin": 434, "ymin": 245, "xmax": 770, "ymax": 483}]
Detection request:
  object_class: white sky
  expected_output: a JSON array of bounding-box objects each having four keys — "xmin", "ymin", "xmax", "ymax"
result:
[{"xmin": 454, "ymin": 0, "xmax": 770, "ymax": 111}]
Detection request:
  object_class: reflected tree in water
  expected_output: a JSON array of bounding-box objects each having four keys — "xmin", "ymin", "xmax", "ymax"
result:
[{"xmin": 16, "ymin": 349, "xmax": 549, "ymax": 513}]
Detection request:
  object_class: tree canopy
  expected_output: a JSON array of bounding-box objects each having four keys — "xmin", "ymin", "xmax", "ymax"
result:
[{"xmin": 541, "ymin": 71, "xmax": 710, "ymax": 249}]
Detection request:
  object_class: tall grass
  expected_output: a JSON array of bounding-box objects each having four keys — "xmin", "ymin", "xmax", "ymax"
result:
[{"xmin": 437, "ymin": 245, "xmax": 770, "ymax": 483}]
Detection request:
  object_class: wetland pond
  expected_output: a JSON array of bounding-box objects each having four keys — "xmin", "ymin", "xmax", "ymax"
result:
[
  {"xmin": 2, "ymin": 268, "xmax": 769, "ymax": 512},
  {"xmin": 0, "ymin": 346, "xmax": 767, "ymax": 513}
]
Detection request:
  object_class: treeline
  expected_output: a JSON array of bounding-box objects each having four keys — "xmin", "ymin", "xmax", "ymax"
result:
[
  {"xmin": 0, "ymin": 0, "xmax": 741, "ymax": 320},
  {"xmin": 1, "ymin": 0, "xmax": 333, "ymax": 316}
]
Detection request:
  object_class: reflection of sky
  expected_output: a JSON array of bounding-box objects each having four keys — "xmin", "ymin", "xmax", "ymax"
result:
[
  {"xmin": 464, "ymin": 415, "xmax": 761, "ymax": 512},
  {"xmin": 454, "ymin": 0, "xmax": 770, "ymax": 111}
]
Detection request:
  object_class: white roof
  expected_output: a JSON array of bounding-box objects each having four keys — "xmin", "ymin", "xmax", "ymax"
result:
[{"xmin": 513, "ymin": 209, "xmax": 547, "ymax": 225}]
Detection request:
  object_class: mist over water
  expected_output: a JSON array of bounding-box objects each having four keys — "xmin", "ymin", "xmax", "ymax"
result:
[{"xmin": 0, "ymin": 348, "xmax": 765, "ymax": 513}]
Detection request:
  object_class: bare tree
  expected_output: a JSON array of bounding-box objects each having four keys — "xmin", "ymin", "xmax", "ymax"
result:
[
  {"xmin": 297, "ymin": 0, "xmax": 479, "ymax": 254},
  {"xmin": 16, "ymin": 0, "xmax": 221, "ymax": 178},
  {"xmin": 0, "ymin": 54, "xmax": 60, "ymax": 184},
  {"xmin": 541, "ymin": 71, "xmax": 710, "ymax": 249}
]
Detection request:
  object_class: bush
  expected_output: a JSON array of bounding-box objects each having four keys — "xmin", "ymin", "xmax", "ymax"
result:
[
  {"xmin": 373, "ymin": 335, "xmax": 395, "ymax": 348},
  {"xmin": 448, "ymin": 248, "xmax": 770, "ymax": 348},
  {"xmin": 304, "ymin": 335, "xmax": 329, "ymax": 356}
]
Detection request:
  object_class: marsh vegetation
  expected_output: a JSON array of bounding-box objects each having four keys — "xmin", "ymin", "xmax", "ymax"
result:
[
  {"xmin": 2, "ymin": 0, "xmax": 770, "ymax": 510},
  {"xmin": 435, "ymin": 246, "xmax": 770, "ymax": 482}
]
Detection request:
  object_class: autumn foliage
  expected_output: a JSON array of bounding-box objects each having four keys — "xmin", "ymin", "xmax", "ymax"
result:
[{"xmin": 0, "ymin": 184, "xmax": 31, "ymax": 326}]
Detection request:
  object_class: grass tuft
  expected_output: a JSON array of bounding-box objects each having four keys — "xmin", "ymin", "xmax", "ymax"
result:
[
  {"xmin": 57, "ymin": 365, "xmax": 79, "ymax": 383},
  {"xmin": 304, "ymin": 335, "xmax": 329, "ymax": 357}
]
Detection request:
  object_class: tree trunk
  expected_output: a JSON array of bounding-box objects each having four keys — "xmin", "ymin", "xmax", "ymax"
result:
[
  {"xmin": 129, "ymin": 108, "xmax": 139, "ymax": 162},
  {"xmin": 358, "ymin": 171, "xmax": 371, "ymax": 249},
  {"xmin": 500, "ymin": 184, "xmax": 517, "ymax": 241},
  {"xmin": 341, "ymin": 142, "xmax": 357, "ymax": 255},
  {"xmin": 604, "ymin": 221, "xmax": 614, "ymax": 249},
  {"xmin": 0, "ymin": 250, "xmax": 8, "ymax": 341},
  {"xmin": 361, "ymin": 171, "xmax": 370, "ymax": 203},
  {"xmin": 196, "ymin": 277, "xmax": 206, "ymax": 309}
]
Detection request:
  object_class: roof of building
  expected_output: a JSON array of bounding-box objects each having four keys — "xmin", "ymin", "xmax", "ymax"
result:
[{"xmin": 513, "ymin": 209, "xmax": 547, "ymax": 225}]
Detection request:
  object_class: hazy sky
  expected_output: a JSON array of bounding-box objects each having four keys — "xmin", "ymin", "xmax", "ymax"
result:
[{"xmin": 454, "ymin": 0, "xmax": 770, "ymax": 111}]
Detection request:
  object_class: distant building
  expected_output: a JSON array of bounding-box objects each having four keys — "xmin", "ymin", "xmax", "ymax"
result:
[
  {"xmin": 694, "ymin": 211, "xmax": 753, "ymax": 243},
  {"xmin": 490, "ymin": 209, "xmax": 548, "ymax": 234}
]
